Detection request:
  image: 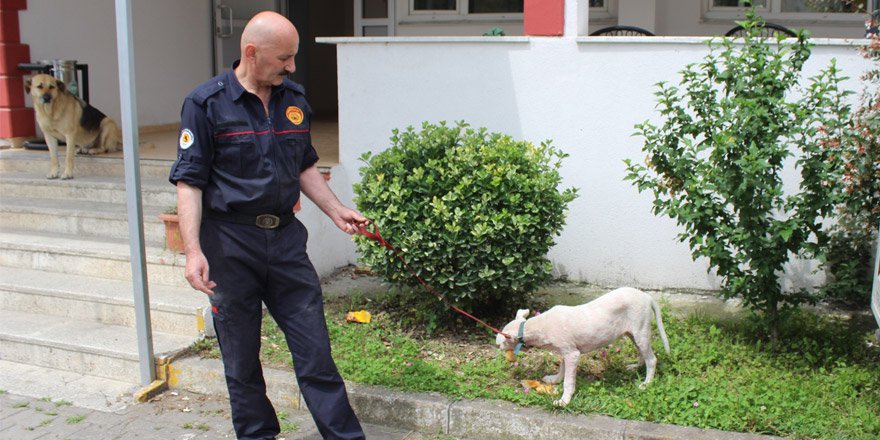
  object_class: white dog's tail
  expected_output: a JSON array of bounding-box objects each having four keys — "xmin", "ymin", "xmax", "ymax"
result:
[{"xmin": 652, "ymin": 300, "xmax": 670, "ymax": 353}]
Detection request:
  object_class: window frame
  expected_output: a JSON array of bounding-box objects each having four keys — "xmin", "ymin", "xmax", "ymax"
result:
[
  {"xmin": 403, "ymin": 0, "xmax": 614, "ymax": 23},
  {"xmin": 703, "ymin": 0, "xmax": 871, "ymax": 25}
]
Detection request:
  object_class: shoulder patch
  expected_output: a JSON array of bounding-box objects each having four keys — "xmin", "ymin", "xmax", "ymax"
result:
[{"xmin": 179, "ymin": 129, "xmax": 195, "ymax": 149}]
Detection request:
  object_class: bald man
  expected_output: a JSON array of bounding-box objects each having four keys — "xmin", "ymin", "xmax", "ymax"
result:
[{"xmin": 169, "ymin": 11, "xmax": 366, "ymax": 440}]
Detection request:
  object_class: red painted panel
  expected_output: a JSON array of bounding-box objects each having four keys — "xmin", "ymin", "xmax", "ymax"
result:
[
  {"xmin": 0, "ymin": 75, "xmax": 26, "ymax": 107},
  {"xmin": 524, "ymin": 0, "xmax": 564, "ymax": 36},
  {"xmin": 0, "ymin": 10, "xmax": 21, "ymax": 43},
  {"xmin": 0, "ymin": 42, "xmax": 30, "ymax": 74},
  {"xmin": 0, "ymin": 0, "xmax": 28, "ymax": 12},
  {"xmin": 0, "ymin": 106, "xmax": 36, "ymax": 137}
]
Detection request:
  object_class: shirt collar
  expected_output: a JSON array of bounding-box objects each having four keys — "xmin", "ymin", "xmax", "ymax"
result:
[{"xmin": 227, "ymin": 60, "xmax": 287, "ymax": 102}]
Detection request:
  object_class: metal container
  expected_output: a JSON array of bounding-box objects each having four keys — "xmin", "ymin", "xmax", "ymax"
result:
[{"xmin": 47, "ymin": 59, "xmax": 79, "ymax": 96}]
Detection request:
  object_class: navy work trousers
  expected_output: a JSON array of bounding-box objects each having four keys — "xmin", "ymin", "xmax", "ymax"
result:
[{"xmin": 201, "ymin": 217, "xmax": 364, "ymax": 440}]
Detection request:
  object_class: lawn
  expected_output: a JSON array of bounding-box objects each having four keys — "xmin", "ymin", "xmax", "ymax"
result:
[{"xmin": 203, "ymin": 287, "xmax": 880, "ymax": 439}]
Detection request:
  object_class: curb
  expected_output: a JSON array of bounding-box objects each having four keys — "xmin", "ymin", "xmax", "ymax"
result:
[{"xmin": 169, "ymin": 356, "xmax": 781, "ymax": 440}]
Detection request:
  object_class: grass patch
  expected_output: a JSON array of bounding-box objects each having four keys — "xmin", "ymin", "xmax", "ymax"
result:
[
  {"xmin": 191, "ymin": 294, "xmax": 880, "ymax": 439},
  {"xmin": 65, "ymin": 415, "xmax": 86, "ymax": 424},
  {"xmin": 277, "ymin": 410, "xmax": 300, "ymax": 434}
]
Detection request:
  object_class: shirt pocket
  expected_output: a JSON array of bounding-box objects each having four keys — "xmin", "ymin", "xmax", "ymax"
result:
[
  {"xmin": 213, "ymin": 126, "xmax": 255, "ymax": 176},
  {"xmin": 281, "ymin": 132, "xmax": 310, "ymax": 173}
]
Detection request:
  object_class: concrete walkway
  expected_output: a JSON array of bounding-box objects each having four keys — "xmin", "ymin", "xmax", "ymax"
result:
[{"xmin": 0, "ymin": 388, "xmax": 440, "ymax": 440}]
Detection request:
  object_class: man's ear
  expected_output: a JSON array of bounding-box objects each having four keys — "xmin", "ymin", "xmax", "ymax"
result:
[
  {"xmin": 243, "ymin": 43, "xmax": 257, "ymax": 62},
  {"xmin": 515, "ymin": 309, "xmax": 530, "ymax": 320}
]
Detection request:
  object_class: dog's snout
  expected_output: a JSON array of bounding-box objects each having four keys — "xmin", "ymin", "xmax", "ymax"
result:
[{"xmin": 41, "ymin": 94, "xmax": 52, "ymax": 104}]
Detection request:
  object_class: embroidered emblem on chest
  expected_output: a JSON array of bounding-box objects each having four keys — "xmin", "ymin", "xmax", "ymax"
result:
[{"xmin": 286, "ymin": 106, "xmax": 304, "ymax": 125}]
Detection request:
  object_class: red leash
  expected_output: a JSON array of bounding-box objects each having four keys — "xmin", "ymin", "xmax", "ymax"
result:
[{"xmin": 357, "ymin": 224, "xmax": 511, "ymax": 339}]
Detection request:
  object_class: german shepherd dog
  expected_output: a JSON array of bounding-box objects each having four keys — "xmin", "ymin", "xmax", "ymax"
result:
[{"xmin": 27, "ymin": 73, "xmax": 121, "ymax": 179}]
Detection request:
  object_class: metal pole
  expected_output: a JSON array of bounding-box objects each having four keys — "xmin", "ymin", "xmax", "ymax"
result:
[{"xmin": 114, "ymin": 0, "xmax": 155, "ymax": 385}]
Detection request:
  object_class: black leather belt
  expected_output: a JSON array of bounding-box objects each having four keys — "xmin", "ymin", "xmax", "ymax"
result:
[{"xmin": 204, "ymin": 209, "xmax": 294, "ymax": 229}]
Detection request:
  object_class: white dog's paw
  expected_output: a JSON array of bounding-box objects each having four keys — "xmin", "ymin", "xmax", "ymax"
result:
[
  {"xmin": 46, "ymin": 171, "xmax": 59, "ymax": 179},
  {"xmin": 638, "ymin": 381, "xmax": 649, "ymax": 390},
  {"xmin": 60, "ymin": 171, "xmax": 73, "ymax": 180},
  {"xmin": 552, "ymin": 398, "xmax": 570, "ymax": 407}
]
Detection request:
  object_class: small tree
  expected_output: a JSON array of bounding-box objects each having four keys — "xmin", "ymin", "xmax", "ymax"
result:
[
  {"xmin": 354, "ymin": 122, "xmax": 577, "ymax": 327},
  {"xmin": 624, "ymin": 9, "xmax": 852, "ymax": 341}
]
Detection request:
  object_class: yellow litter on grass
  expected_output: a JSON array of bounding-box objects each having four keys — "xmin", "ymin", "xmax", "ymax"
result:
[
  {"xmin": 345, "ymin": 310, "xmax": 372, "ymax": 323},
  {"xmin": 504, "ymin": 349, "xmax": 516, "ymax": 363},
  {"xmin": 521, "ymin": 380, "xmax": 558, "ymax": 396}
]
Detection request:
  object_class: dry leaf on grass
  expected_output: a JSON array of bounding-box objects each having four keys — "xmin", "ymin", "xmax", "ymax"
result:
[{"xmin": 521, "ymin": 380, "xmax": 558, "ymax": 396}]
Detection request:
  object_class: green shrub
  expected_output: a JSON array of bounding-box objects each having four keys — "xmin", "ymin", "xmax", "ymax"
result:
[
  {"xmin": 353, "ymin": 122, "xmax": 577, "ymax": 324},
  {"xmin": 625, "ymin": 8, "xmax": 852, "ymax": 341}
]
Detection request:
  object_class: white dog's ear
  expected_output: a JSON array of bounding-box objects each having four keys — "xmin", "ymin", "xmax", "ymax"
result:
[{"xmin": 515, "ymin": 309, "xmax": 530, "ymax": 320}]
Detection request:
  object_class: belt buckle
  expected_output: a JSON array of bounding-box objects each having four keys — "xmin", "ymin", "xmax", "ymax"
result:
[{"xmin": 255, "ymin": 214, "xmax": 281, "ymax": 229}]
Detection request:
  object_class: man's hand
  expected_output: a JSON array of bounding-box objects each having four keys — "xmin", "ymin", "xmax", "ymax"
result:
[
  {"xmin": 300, "ymin": 165, "xmax": 370, "ymax": 235},
  {"xmin": 184, "ymin": 250, "xmax": 217, "ymax": 296},
  {"xmin": 333, "ymin": 207, "xmax": 370, "ymax": 235}
]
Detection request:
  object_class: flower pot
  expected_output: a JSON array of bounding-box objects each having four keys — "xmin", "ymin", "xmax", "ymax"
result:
[{"xmin": 158, "ymin": 213, "xmax": 185, "ymax": 254}]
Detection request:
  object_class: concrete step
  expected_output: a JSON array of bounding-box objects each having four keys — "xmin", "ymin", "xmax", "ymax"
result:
[
  {"xmin": 0, "ymin": 172, "xmax": 176, "ymax": 208},
  {"xmin": 0, "ymin": 230, "xmax": 191, "ymax": 289},
  {"xmin": 0, "ymin": 148, "xmax": 174, "ymax": 179},
  {"xmin": 0, "ymin": 360, "xmax": 137, "ymax": 412},
  {"xmin": 0, "ymin": 196, "xmax": 168, "ymax": 246},
  {"xmin": 0, "ymin": 309, "xmax": 195, "ymax": 383},
  {"xmin": 0, "ymin": 266, "xmax": 207, "ymax": 337}
]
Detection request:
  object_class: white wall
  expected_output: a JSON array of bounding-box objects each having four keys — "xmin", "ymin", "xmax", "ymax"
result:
[
  {"xmin": 19, "ymin": 0, "xmax": 213, "ymax": 127},
  {"xmin": 322, "ymin": 35, "xmax": 869, "ymax": 290}
]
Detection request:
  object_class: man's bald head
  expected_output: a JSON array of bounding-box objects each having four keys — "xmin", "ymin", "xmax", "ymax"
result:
[
  {"xmin": 235, "ymin": 11, "xmax": 299, "ymax": 91},
  {"xmin": 240, "ymin": 11, "xmax": 299, "ymax": 55}
]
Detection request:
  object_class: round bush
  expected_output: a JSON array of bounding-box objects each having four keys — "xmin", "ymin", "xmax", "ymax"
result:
[{"xmin": 353, "ymin": 121, "xmax": 577, "ymax": 318}]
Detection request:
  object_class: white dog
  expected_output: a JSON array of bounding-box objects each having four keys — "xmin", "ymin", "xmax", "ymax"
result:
[{"xmin": 496, "ymin": 287, "xmax": 670, "ymax": 406}]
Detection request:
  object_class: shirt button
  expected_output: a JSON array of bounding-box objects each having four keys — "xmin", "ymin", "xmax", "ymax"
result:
[{"xmin": 217, "ymin": 81, "xmax": 223, "ymax": 86}]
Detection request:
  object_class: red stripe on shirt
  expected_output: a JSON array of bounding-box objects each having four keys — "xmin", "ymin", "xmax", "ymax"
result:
[{"xmin": 214, "ymin": 129, "xmax": 307, "ymax": 138}]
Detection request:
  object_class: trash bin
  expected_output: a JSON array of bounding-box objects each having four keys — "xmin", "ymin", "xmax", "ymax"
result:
[{"xmin": 43, "ymin": 59, "xmax": 79, "ymax": 97}]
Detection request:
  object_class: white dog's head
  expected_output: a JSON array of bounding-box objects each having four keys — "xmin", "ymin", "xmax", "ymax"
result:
[{"xmin": 495, "ymin": 308, "xmax": 530, "ymax": 350}]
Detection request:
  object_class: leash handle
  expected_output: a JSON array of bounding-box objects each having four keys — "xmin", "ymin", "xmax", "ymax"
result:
[{"xmin": 356, "ymin": 223, "xmax": 512, "ymax": 339}]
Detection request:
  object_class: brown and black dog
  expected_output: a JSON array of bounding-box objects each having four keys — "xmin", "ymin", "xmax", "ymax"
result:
[{"xmin": 27, "ymin": 73, "xmax": 121, "ymax": 179}]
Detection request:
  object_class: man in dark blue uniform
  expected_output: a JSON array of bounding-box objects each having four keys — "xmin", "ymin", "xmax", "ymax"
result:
[{"xmin": 168, "ymin": 11, "xmax": 367, "ymax": 440}]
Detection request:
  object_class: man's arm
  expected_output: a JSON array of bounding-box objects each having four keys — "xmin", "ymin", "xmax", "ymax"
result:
[
  {"xmin": 177, "ymin": 181, "xmax": 216, "ymax": 295},
  {"xmin": 299, "ymin": 165, "xmax": 368, "ymax": 234}
]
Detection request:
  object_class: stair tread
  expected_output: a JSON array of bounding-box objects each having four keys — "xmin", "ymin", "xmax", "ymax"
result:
[
  {"xmin": 0, "ymin": 170, "xmax": 170, "ymax": 187},
  {"xmin": 0, "ymin": 229, "xmax": 175, "ymax": 260},
  {"xmin": 0, "ymin": 360, "xmax": 136, "ymax": 412},
  {"xmin": 0, "ymin": 266, "xmax": 207, "ymax": 312},
  {"xmin": 0, "ymin": 309, "xmax": 196, "ymax": 358},
  {"xmin": 0, "ymin": 195, "xmax": 167, "ymax": 217}
]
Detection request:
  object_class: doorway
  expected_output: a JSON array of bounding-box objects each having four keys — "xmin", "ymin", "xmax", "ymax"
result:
[{"xmin": 211, "ymin": 0, "xmax": 353, "ymax": 120}]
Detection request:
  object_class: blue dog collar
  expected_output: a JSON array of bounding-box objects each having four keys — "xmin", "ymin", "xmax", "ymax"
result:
[{"xmin": 513, "ymin": 320, "xmax": 526, "ymax": 355}]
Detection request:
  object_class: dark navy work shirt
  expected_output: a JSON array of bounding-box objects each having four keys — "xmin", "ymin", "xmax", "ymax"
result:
[{"xmin": 169, "ymin": 62, "xmax": 318, "ymax": 215}]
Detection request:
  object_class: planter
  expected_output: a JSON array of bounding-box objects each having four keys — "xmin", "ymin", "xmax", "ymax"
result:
[{"xmin": 158, "ymin": 213, "xmax": 185, "ymax": 254}]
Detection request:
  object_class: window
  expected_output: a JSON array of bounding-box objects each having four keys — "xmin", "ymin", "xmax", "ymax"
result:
[
  {"xmin": 712, "ymin": 0, "xmax": 768, "ymax": 6},
  {"xmin": 709, "ymin": 0, "xmax": 867, "ymax": 12},
  {"xmin": 780, "ymin": 0, "xmax": 866, "ymax": 13},
  {"xmin": 706, "ymin": 0, "xmax": 870, "ymax": 21},
  {"xmin": 406, "ymin": 0, "xmax": 613, "ymax": 22},
  {"xmin": 412, "ymin": 0, "xmax": 522, "ymax": 14}
]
